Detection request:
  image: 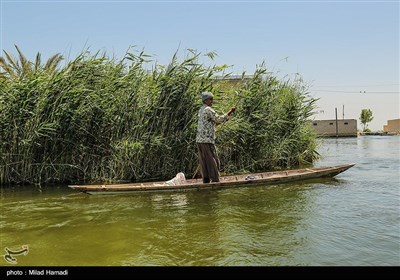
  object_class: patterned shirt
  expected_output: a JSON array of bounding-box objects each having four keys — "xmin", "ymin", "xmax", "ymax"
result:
[{"xmin": 196, "ymin": 104, "xmax": 230, "ymax": 144}]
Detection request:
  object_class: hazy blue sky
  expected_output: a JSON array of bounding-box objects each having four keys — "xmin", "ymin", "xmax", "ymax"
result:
[{"xmin": 1, "ymin": 0, "xmax": 399, "ymax": 130}]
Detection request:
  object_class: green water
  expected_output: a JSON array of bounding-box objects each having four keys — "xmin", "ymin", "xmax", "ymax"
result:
[{"xmin": 1, "ymin": 136, "xmax": 399, "ymax": 266}]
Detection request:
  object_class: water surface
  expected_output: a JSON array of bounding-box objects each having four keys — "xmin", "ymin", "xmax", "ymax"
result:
[{"xmin": 1, "ymin": 136, "xmax": 399, "ymax": 266}]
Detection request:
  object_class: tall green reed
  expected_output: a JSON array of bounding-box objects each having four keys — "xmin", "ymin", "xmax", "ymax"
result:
[{"xmin": 0, "ymin": 48, "xmax": 318, "ymax": 185}]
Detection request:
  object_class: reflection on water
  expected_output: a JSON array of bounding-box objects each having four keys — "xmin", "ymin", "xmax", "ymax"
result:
[
  {"xmin": 1, "ymin": 184, "xmax": 313, "ymax": 266},
  {"xmin": 1, "ymin": 136, "xmax": 399, "ymax": 266}
]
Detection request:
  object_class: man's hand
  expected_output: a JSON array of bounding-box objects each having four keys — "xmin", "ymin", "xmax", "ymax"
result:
[{"xmin": 227, "ymin": 106, "xmax": 236, "ymax": 116}]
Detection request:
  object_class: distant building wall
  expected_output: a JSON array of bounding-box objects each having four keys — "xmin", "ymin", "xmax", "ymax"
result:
[
  {"xmin": 311, "ymin": 119, "xmax": 357, "ymax": 137},
  {"xmin": 383, "ymin": 119, "xmax": 400, "ymax": 134},
  {"xmin": 215, "ymin": 75, "xmax": 253, "ymax": 87}
]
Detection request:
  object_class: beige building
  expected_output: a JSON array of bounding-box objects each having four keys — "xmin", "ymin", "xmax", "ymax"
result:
[
  {"xmin": 383, "ymin": 119, "xmax": 400, "ymax": 134},
  {"xmin": 311, "ymin": 119, "xmax": 357, "ymax": 137}
]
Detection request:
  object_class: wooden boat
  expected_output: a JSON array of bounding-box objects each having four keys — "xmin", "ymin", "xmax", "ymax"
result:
[{"xmin": 68, "ymin": 163, "xmax": 355, "ymax": 195}]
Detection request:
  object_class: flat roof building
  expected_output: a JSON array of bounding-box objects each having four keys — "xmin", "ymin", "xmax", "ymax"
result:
[
  {"xmin": 311, "ymin": 119, "xmax": 357, "ymax": 137},
  {"xmin": 383, "ymin": 119, "xmax": 400, "ymax": 134}
]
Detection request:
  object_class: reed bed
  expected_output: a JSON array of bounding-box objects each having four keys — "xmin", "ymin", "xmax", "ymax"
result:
[{"xmin": 0, "ymin": 47, "xmax": 318, "ymax": 185}]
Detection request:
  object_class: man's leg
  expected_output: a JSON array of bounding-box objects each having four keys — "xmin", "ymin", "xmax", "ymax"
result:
[
  {"xmin": 197, "ymin": 144, "xmax": 210, "ymax": 183},
  {"xmin": 208, "ymin": 144, "xmax": 220, "ymax": 183},
  {"xmin": 198, "ymin": 143, "xmax": 220, "ymax": 183}
]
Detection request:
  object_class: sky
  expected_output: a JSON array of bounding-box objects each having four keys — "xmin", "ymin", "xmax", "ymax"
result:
[{"xmin": 1, "ymin": 0, "xmax": 399, "ymax": 131}]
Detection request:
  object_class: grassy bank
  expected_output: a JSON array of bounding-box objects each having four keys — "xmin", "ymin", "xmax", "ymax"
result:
[{"xmin": 0, "ymin": 47, "xmax": 318, "ymax": 185}]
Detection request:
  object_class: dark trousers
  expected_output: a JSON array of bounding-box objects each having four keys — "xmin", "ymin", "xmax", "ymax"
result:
[{"xmin": 197, "ymin": 143, "xmax": 220, "ymax": 183}]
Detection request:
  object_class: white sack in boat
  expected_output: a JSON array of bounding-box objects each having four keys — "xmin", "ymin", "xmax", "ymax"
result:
[{"xmin": 165, "ymin": 172, "xmax": 186, "ymax": 186}]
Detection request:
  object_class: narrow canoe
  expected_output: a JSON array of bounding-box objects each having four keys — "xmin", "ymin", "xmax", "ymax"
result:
[{"xmin": 68, "ymin": 163, "xmax": 355, "ymax": 195}]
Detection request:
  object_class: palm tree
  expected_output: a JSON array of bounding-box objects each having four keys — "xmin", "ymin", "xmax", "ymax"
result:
[{"xmin": 0, "ymin": 45, "xmax": 63, "ymax": 80}]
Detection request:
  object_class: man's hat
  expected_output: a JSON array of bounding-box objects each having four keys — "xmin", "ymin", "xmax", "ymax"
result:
[{"xmin": 201, "ymin": 91, "xmax": 213, "ymax": 102}]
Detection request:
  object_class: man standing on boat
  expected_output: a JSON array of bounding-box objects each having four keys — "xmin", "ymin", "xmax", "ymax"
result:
[{"xmin": 196, "ymin": 91, "xmax": 236, "ymax": 183}]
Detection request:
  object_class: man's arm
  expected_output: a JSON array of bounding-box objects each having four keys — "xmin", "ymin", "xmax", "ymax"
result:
[{"xmin": 207, "ymin": 106, "xmax": 236, "ymax": 124}]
